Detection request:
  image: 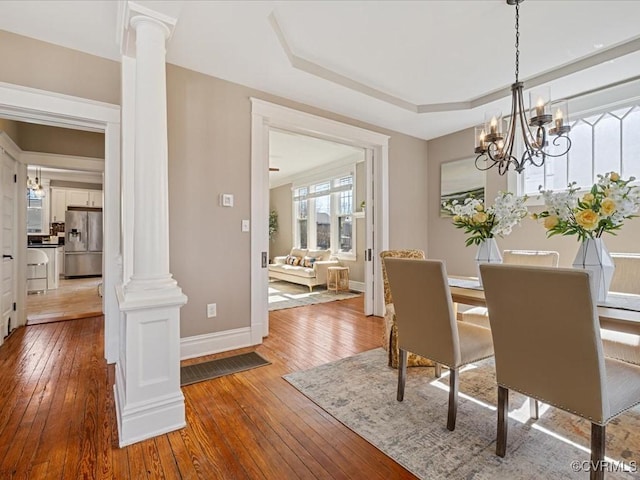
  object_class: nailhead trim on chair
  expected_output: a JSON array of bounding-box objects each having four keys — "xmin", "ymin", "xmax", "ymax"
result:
[{"xmin": 497, "ymin": 381, "xmax": 640, "ymax": 425}]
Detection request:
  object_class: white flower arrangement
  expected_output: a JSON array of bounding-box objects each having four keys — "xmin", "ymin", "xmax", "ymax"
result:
[
  {"xmin": 442, "ymin": 191, "xmax": 528, "ymax": 246},
  {"xmin": 534, "ymin": 172, "xmax": 640, "ymax": 241}
]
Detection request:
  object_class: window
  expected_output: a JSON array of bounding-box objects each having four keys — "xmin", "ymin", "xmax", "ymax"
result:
[
  {"xmin": 517, "ymin": 102, "xmax": 640, "ymax": 197},
  {"xmin": 293, "ymin": 172, "xmax": 355, "ymax": 258}
]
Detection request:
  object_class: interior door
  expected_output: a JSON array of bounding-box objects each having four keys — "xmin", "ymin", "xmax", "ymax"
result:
[
  {"xmin": 364, "ymin": 148, "xmax": 374, "ymax": 316},
  {"xmin": 1, "ymin": 148, "xmax": 17, "ymax": 342}
]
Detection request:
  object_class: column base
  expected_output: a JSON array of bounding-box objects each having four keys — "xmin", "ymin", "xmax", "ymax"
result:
[
  {"xmin": 115, "ymin": 284, "xmax": 187, "ymax": 447},
  {"xmin": 114, "ymin": 377, "xmax": 186, "ymax": 447}
]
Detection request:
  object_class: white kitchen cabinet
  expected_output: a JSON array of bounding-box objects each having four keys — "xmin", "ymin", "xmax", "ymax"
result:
[
  {"xmin": 50, "ymin": 188, "xmax": 104, "ymax": 222},
  {"xmin": 51, "ymin": 188, "xmax": 67, "ymax": 222},
  {"xmin": 89, "ymin": 190, "xmax": 102, "ymax": 207},
  {"xmin": 66, "ymin": 189, "xmax": 90, "ymax": 207},
  {"xmin": 57, "ymin": 246, "xmax": 65, "ymax": 276}
]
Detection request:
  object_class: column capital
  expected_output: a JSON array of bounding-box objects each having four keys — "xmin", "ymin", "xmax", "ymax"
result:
[{"xmin": 117, "ymin": 1, "xmax": 181, "ymax": 57}]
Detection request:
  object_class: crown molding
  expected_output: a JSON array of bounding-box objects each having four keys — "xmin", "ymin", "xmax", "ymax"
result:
[{"xmin": 270, "ymin": 12, "xmax": 640, "ymax": 115}]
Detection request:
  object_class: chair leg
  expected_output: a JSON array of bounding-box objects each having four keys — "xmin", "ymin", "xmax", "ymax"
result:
[
  {"xmin": 496, "ymin": 386, "xmax": 509, "ymax": 457},
  {"xmin": 590, "ymin": 423, "xmax": 605, "ymax": 480},
  {"xmin": 434, "ymin": 363, "xmax": 442, "ymax": 378},
  {"xmin": 529, "ymin": 397, "xmax": 539, "ymax": 420},
  {"xmin": 447, "ymin": 368, "xmax": 458, "ymax": 431},
  {"xmin": 397, "ymin": 349, "xmax": 407, "ymax": 402}
]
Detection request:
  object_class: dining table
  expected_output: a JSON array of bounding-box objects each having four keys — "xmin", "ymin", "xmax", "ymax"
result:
[{"xmin": 448, "ymin": 276, "xmax": 640, "ymax": 336}]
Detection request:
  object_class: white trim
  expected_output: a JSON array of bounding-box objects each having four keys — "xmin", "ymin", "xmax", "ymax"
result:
[
  {"xmin": 21, "ymin": 151, "xmax": 104, "ymax": 172},
  {"xmin": 180, "ymin": 327, "xmax": 253, "ymax": 360},
  {"xmin": 251, "ymin": 98, "xmax": 389, "ymax": 326},
  {"xmin": 0, "ymin": 81, "xmax": 121, "ymax": 363},
  {"xmin": 270, "ymin": 11, "xmax": 640, "ymax": 115},
  {"xmin": 349, "ymin": 280, "xmax": 365, "ymax": 293},
  {"xmin": 114, "ymin": 385, "xmax": 186, "ymax": 448}
]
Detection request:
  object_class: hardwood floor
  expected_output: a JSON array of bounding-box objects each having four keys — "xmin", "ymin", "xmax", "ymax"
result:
[
  {"xmin": 0, "ymin": 297, "xmax": 418, "ymax": 479},
  {"xmin": 26, "ymin": 277, "xmax": 103, "ymax": 325}
]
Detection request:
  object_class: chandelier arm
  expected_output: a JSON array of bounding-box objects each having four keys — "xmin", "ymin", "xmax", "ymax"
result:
[{"xmin": 544, "ymin": 134, "xmax": 573, "ymax": 158}]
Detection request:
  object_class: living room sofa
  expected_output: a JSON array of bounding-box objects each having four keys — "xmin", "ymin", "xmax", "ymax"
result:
[{"xmin": 268, "ymin": 248, "xmax": 340, "ymax": 291}]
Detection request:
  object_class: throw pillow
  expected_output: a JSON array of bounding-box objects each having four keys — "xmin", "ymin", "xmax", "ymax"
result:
[
  {"xmin": 286, "ymin": 255, "xmax": 302, "ymax": 266},
  {"xmin": 302, "ymin": 256, "xmax": 317, "ymax": 268}
]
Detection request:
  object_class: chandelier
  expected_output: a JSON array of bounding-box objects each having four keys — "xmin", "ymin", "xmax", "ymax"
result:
[
  {"xmin": 474, "ymin": 0, "xmax": 572, "ymax": 175},
  {"xmin": 27, "ymin": 167, "xmax": 45, "ymax": 198}
]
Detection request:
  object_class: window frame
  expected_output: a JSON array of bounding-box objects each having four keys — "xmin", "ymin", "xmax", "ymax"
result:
[
  {"xmin": 292, "ymin": 167, "xmax": 357, "ymax": 261},
  {"xmin": 511, "ymin": 87, "xmax": 640, "ymax": 204}
]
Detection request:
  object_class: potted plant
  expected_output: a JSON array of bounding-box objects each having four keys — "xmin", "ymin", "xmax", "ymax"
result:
[{"xmin": 269, "ymin": 210, "xmax": 278, "ymax": 241}]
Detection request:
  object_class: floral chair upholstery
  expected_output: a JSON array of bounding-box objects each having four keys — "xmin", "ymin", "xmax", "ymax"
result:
[{"xmin": 380, "ymin": 249, "xmax": 434, "ymax": 368}]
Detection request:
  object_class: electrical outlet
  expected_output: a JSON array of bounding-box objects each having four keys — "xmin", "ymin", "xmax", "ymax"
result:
[
  {"xmin": 207, "ymin": 303, "xmax": 217, "ymax": 318},
  {"xmin": 242, "ymin": 219, "xmax": 250, "ymax": 232}
]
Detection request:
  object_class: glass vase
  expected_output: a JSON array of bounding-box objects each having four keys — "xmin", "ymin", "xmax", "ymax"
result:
[
  {"xmin": 475, "ymin": 237, "xmax": 502, "ymax": 287},
  {"xmin": 572, "ymin": 238, "xmax": 615, "ymax": 303}
]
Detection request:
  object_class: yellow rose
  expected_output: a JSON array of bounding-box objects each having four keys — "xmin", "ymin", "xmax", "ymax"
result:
[
  {"xmin": 453, "ymin": 215, "xmax": 462, "ymax": 222},
  {"xmin": 582, "ymin": 193, "xmax": 594, "ymax": 204},
  {"xmin": 601, "ymin": 198, "xmax": 616, "ymax": 216},
  {"xmin": 530, "ymin": 213, "xmax": 538, "ymax": 220},
  {"xmin": 575, "ymin": 209, "xmax": 599, "ymax": 230},
  {"xmin": 474, "ymin": 203, "xmax": 484, "ymax": 212},
  {"xmin": 610, "ymin": 172, "xmax": 620, "ymax": 182},
  {"xmin": 472, "ymin": 212, "xmax": 488, "ymax": 224},
  {"xmin": 543, "ymin": 215, "xmax": 559, "ymax": 230}
]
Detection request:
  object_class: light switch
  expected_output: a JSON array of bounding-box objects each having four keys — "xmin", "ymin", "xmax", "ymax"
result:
[
  {"xmin": 242, "ymin": 219, "xmax": 250, "ymax": 232},
  {"xmin": 220, "ymin": 194, "xmax": 234, "ymax": 207}
]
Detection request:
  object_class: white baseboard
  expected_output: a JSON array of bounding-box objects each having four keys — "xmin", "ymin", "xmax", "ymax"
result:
[
  {"xmin": 349, "ymin": 280, "xmax": 365, "ymax": 292},
  {"xmin": 114, "ymin": 365, "xmax": 186, "ymax": 447},
  {"xmin": 180, "ymin": 327, "xmax": 254, "ymax": 360}
]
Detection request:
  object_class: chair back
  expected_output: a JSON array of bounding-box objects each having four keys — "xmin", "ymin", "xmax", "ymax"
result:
[
  {"xmin": 610, "ymin": 253, "xmax": 640, "ymax": 294},
  {"xmin": 480, "ymin": 264, "xmax": 608, "ymax": 423},
  {"xmin": 27, "ymin": 248, "xmax": 49, "ymax": 266},
  {"xmin": 384, "ymin": 258, "xmax": 460, "ymax": 366},
  {"xmin": 379, "ymin": 249, "xmax": 425, "ymax": 305},
  {"xmin": 503, "ymin": 250, "xmax": 559, "ymax": 267}
]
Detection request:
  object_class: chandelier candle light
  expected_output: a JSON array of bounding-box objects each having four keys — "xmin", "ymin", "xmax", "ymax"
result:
[{"xmin": 474, "ymin": 0, "xmax": 572, "ymax": 175}]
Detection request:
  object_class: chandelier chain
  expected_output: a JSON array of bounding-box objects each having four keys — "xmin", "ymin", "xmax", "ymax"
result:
[{"xmin": 514, "ymin": 1, "xmax": 520, "ymax": 82}]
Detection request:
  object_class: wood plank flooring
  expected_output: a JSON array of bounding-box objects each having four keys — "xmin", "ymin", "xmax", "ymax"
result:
[
  {"xmin": 0, "ymin": 297, "xmax": 418, "ymax": 479},
  {"xmin": 26, "ymin": 277, "xmax": 103, "ymax": 325}
]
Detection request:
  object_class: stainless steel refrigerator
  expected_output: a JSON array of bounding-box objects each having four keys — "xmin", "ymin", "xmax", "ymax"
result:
[{"xmin": 65, "ymin": 208, "xmax": 103, "ymax": 277}]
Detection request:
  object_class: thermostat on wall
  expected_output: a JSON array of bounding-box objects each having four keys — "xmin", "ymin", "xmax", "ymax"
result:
[{"xmin": 220, "ymin": 193, "xmax": 234, "ymax": 207}]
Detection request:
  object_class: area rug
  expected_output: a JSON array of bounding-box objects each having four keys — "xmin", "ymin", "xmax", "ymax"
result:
[
  {"xmin": 268, "ymin": 280, "xmax": 361, "ymax": 311},
  {"xmin": 284, "ymin": 349, "xmax": 640, "ymax": 479},
  {"xmin": 180, "ymin": 352, "xmax": 270, "ymax": 386}
]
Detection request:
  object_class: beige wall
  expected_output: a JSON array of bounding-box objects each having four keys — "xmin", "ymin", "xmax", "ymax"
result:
[
  {"xmin": 269, "ymin": 184, "xmax": 293, "ymax": 259},
  {"xmin": 0, "ymin": 118, "xmax": 20, "ymax": 145},
  {"xmin": 18, "ymin": 122, "xmax": 105, "ymax": 158},
  {"xmin": 167, "ymin": 63, "xmax": 429, "ymax": 338},
  {"xmin": 1, "ymin": 29, "xmax": 430, "ymax": 340},
  {"xmin": 0, "ymin": 30, "xmax": 120, "ymax": 105},
  {"xmin": 427, "ymin": 127, "xmax": 640, "ymax": 277}
]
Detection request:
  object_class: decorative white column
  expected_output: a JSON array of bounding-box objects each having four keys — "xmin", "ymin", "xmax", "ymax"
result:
[{"xmin": 115, "ymin": 3, "xmax": 187, "ymax": 447}]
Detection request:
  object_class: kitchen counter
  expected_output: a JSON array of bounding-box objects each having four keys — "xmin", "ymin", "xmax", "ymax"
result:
[{"xmin": 27, "ymin": 243, "xmax": 61, "ymax": 248}]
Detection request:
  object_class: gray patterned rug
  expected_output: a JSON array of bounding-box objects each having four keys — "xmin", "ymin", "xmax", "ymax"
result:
[
  {"xmin": 284, "ymin": 348, "xmax": 640, "ymax": 479},
  {"xmin": 268, "ymin": 280, "xmax": 361, "ymax": 311}
]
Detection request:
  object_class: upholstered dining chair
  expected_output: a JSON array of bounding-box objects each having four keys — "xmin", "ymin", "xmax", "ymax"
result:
[
  {"xmin": 379, "ymin": 249, "xmax": 433, "ymax": 369},
  {"xmin": 480, "ymin": 264, "xmax": 640, "ymax": 479},
  {"xmin": 385, "ymin": 258, "xmax": 494, "ymax": 431},
  {"xmin": 461, "ymin": 250, "xmax": 559, "ymax": 329},
  {"xmin": 601, "ymin": 253, "xmax": 640, "ymax": 366}
]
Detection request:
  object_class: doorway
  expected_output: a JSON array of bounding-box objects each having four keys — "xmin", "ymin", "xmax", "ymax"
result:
[
  {"xmin": 251, "ymin": 98, "xmax": 389, "ymax": 341},
  {"xmin": 267, "ymin": 129, "xmax": 367, "ymax": 311},
  {"xmin": 25, "ymin": 161, "xmax": 105, "ymax": 325},
  {"xmin": 0, "ymin": 82, "xmax": 120, "ymax": 363}
]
